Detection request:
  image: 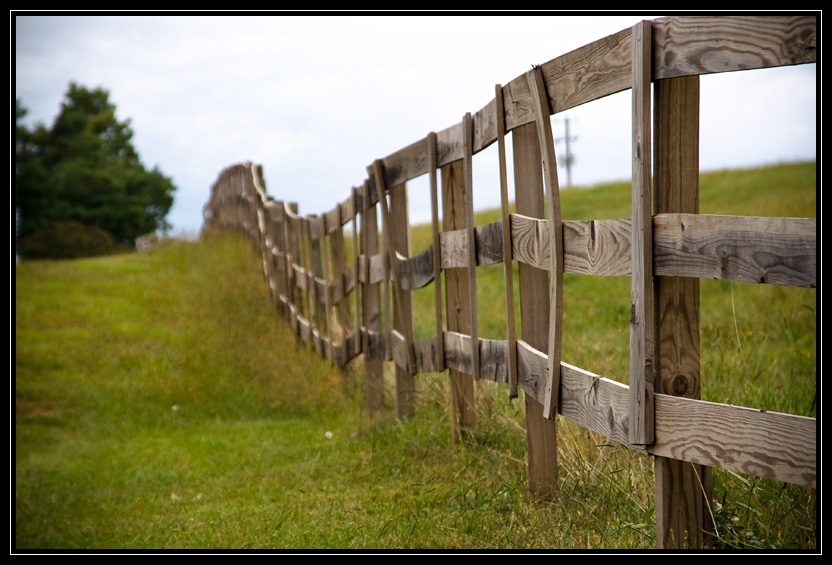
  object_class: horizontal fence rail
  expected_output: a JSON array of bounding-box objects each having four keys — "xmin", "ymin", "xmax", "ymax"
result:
[{"xmin": 202, "ymin": 15, "xmax": 816, "ymax": 549}]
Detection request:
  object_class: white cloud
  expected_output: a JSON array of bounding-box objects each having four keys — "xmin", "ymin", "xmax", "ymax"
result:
[{"xmin": 15, "ymin": 13, "xmax": 817, "ymax": 235}]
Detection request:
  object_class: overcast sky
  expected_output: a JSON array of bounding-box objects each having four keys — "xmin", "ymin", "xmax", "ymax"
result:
[{"xmin": 14, "ymin": 13, "xmax": 817, "ymax": 235}]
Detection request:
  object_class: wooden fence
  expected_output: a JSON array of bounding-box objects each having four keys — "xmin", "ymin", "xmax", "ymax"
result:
[{"xmin": 201, "ymin": 15, "xmax": 816, "ymax": 549}]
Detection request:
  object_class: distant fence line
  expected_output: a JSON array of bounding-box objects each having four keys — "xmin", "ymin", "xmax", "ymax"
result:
[{"xmin": 202, "ymin": 15, "xmax": 816, "ymax": 549}]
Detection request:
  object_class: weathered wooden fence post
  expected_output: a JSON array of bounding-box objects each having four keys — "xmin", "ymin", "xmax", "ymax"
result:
[
  {"xmin": 428, "ymin": 132, "xmax": 445, "ymax": 374},
  {"xmin": 442, "ymin": 157, "xmax": 476, "ymax": 443},
  {"xmin": 512, "ymin": 121, "xmax": 558, "ymax": 499},
  {"xmin": 285, "ymin": 203, "xmax": 302, "ymax": 340},
  {"xmin": 389, "ymin": 182, "xmax": 416, "ymax": 419},
  {"xmin": 629, "ymin": 19, "xmax": 655, "ymax": 448},
  {"xmin": 266, "ymin": 199, "xmax": 289, "ymax": 319},
  {"xmin": 308, "ymin": 215, "xmax": 328, "ymax": 357},
  {"xmin": 326, "ymin": 203, "xmax": 351, "ymax": 367},
  {"xmin": 301, "ymin": 216, "xmax": 318, "ymax": 351},
  {"xmin": 495, "ymin": 85, "xmax": 518, "ymax": 399},
  {"xmin": 372, "ymin": 159, "xmax": 416, "ymax": 419},
  {"xmin": 653, "ymin": 74, "xmax": 713, "ymax": 549},
  {"xmin": 526, "ymin": 68, "xmax": 564, "ymax": 423},
  {"xmin": 361, "ymin": 181, "xmax": 385, "ymax": 415}
]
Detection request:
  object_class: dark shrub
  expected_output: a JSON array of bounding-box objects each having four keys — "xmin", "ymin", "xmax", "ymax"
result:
[{"xmin": 17, "ymin": 221, "xmax": 128, "ymax": 260}]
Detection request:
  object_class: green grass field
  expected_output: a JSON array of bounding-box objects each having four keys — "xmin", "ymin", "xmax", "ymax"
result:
[{"xmin": 15, "ymin": 161, "xmax": 816, "ymax": 550}]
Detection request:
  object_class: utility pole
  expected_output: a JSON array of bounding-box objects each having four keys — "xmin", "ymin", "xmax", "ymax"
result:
[{"xmin": 554, "ymin": 117, "xmax": 577, "ymax": 187}]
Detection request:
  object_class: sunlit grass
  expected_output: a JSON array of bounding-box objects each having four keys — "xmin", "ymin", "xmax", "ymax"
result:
[{"xmin": 15, "ymin": 162, "xmax": 815, "ymax": 550}]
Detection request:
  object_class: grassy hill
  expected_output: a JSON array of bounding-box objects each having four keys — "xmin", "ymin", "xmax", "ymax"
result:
[{"xmin": 15, "ymin": 161, "xmax": 816, "ymax": 550}]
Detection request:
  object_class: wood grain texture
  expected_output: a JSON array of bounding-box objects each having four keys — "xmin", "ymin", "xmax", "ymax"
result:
[
  {"xmin": 440, "ymin": 222, "xmax": 504, "ymax": 269},
  {"xmin": 513, "ymin": 121, "xmax": 558, "ymax": 499},
  {"xmin": 442, "ymin": 331, "xmax": 508, "ymax": 384},
  {"xmin": 514, "ymin": 340, "xmax": 815, "ymax": 488},
  {"xmin": 462, "ymin": 113, "xmax": 480, "ymax": 381},
  {"xmin": 351, "ymin": 186, "xmax": 362, "ymax": 353},
  {"xmin": 442, "ymin": 158, "xmax": 475, "ymax": 444},
  {"xmin": 328, "ymin": 213, "xmax": 353, "ymax": 347},
  {"xmin": 285, "ymin": 204, "xmax": 303, "ymax": 334},
  {"xmin": 361, "ymin": 181, "xmax": 384, "ymax": 414},
  {"xmin": 629, "ymin": 20, "xmax": 655, "ymax": 446},
  {"xmin": 390, "ymin": 183, "xmax": 416, "ymax": 418},
  {"xmin": 511, "ymin": 215, "xmax": 633, "ymax": 276},
  {"xmin": 651, "ymin": 15, "xmax": 817, "ymax": 80},
  {"xmin": 652, "ymin": 74, "xmax": 710, "ymax": 549},
  {"xmin": 496, "ymin": 83, "xmax": 518, "ymax": 398},
  {"xmin": 304, "ymin": 216, "xmax": 324, "ymax": 355},
  {"xmin": 650, "ymin": 395, "xmax": 815, "ymax": 488},
  {"xmin": 319, "ymin": 214, "xmax": 335, "ymax": 362},
  {"xmin": 428, "ymin": 131, "xmax": 445, "ymax": 371},
  {"xmin": 371, "ymin": 161, "xmax": 415, "ymax": 378},
  {"xmin": 653, "ymin": 213, "xmax": 816, "ymax": 288},
  {"xmin": 527, "ymin": 65, "xmax": 564, "ymax": 421},
  {"xmin": 413, "ymin": 337, "xmax": 439, "ymax": 374}
]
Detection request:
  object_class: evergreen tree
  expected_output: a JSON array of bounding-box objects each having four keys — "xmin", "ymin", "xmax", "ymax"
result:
[{"xmin": 15, "ymin": 83, "xmax": 176, "ymax": 258}]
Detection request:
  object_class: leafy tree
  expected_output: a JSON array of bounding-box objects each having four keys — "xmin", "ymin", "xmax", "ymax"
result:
[{"xmin": 15, "ymin": 83, "xmax": 176, "ymax": 259}]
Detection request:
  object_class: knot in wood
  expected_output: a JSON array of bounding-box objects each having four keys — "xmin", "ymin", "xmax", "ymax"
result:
[{"xmin": 671, "ymin": 373, "xmax": 689, "ymax": 396}]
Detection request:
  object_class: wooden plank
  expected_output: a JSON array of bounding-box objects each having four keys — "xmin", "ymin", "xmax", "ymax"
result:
[
  {"xmin": 266, "ymin": 200, "xmax": 290, "ymax": 318},
  {"xmin": 308, "ymin": 214, "xmax": 325, "ymax": 241},
  {"xmin": 652, "ymin": 74, "xmax": 710, "ymax": 549},
  {"xmin": 651, "ymin": 15, "xmax": 817, "ymax": 80},
  {"xmin": 364, "ymin": 329, "xmax": 387, "ymax": 361},
  {"xmin": 514, "ymin": 340, "xmax": 815, "ymax": 488},
  {"xmin": 512, "ymin": 121, "xmax": 558, "ymax": 500},
  {"xmin": 563, "ymin": 219, "xmax": 632, "ymax": 277},
  {"xmin": 413, "ymin": 337, "xmax": 439, "ymax": 374},
  {"xmin": 442, "ymin": 158, "xmax": 475, "ymax": 444},
  {"xmin": 440, "ymin": 222, "xmax": 503, "ymax": 269},
  {"xmin": 390, "ymin": 182, "xmax": 416, "ymax": 418},
  {"xmin": 368, "ymin": 160, "xmax": 412, "ymax": 366},
  {"xmin": 292, "ymin": 264, "xmax": 306, "ymax": 291},
  {"xmin": 629, "ymin": 20, "xmax": 655, "ymax": 447},
  {"xmin": 351, "ymin": 186, "xmax": 362, "ymax": 356},
  {"xmin": 398, "ymin": 220, "xmax": 504, "ymax": 290},
  {"xmin": 284, "ymin": 202, "xmax": 303, "ymax": 339},
  {"xmin": 399, "ymin": 245, "xmax": 433, "ymax": 291},
  {"xmin": 516, "ymin": 340, "xmax": 633, "ymax": 448},
  {"xmin": 298, "ymin": 314, "xmax": 312, "ymax": 345},
  {"xmin": 439, "ymin": 331, "xmax": 508, "ymax": 384},
  {"xmin": 509, "ymin": 213, "xmax": 551, "ymax": 271},
  {"xmin": 650, "ymin": 395, "xmax": 816, "ymax": 488},
  {"xmin": 527, "ymin": 65, "xmax": 564, "ymax": 421},
  {"xmin": 339, "ymin": 193, "xmax": 356, "ymax": 227},
  {"xmin": 368, "ymin": 252, "xmax": 387, "ymax": 285},
  {"xmin": 462, "ymin": 113, "xmax": 480, "ymax": 381},
  {"xmin": 496, "ymin": 83, "xmax": 518, "ymax": 399},
  {"xmin": 304, "ymin": 216, "xmax": 324, "ymax": 355},
  {"xmin": 474, "ymin": 220, "xmax": 504, "ymax": 266},
  {"xmin": 361, "ymin": 180, "xmax": 384, "ymax": 414},
  {"xmin": 376, "ymin": 137, "xmax": 429, "ymax": 192},
  {"xmin": 510, "ymin": 213, "xmax": 815, "ymax": 286},
  {"xmin": 654, "ymin": 214, "xmax": 816, "ymax": 288},
  {"xmin": 370, "ymin": 174, "xmax": 392, "ymax": 363},
  {"xmin": 428, "ymin": 131, "xmax": 445, "ymax": 372},
  {"xmin": 329, "ymin": 211, "xmax": 353, "ymax": 342},
  {"xmin": 320, "ymin": 211, "xmax": 335, "ymax": 363},
  {"xmin": 324, "ymin": 205, "xmax": 340, "ymax": 235}
]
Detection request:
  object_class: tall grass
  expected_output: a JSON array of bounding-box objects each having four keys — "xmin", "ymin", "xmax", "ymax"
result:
[{"xmin": 15, "ymin": 162, "xmax": 816, "ymax": 550}]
